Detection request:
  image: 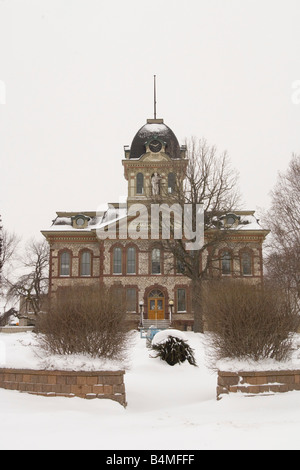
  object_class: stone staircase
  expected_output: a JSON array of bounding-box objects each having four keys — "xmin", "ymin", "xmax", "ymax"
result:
[{"xmin": 141, "ymin": 319, "xmax": 171, "ymax": 330}]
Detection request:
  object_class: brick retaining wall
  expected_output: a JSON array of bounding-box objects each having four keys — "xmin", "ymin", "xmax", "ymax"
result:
[
  {"xmin": 0, "ymin": 368, "xmax": 126, "ymax": 406},
  {"xmin": 217, "ymin": 369, "xmax": 300, "ymax": 400}
]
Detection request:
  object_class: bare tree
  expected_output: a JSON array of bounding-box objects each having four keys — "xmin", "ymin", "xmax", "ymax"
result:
[
  {"xmin": 0, "ymin": 220, "xmax": 20, "ymax": 324},
  {"xmin": 152, "ymin": 137, "xmax": 241, "ymax": 332},
  {"xmin": 263, "ymin": 154, "xmax": 300, "ymax": 308},
  {"xmin": 0, "ymin": 215, "xmax": 2, "ymax": 286},
  {"xmin": 6, "ymin": 238, "xmax": 49, "ymax": 322},
  {"xmin": 0, "ymin": 229, "xmax": 20, "ymax": 278}
]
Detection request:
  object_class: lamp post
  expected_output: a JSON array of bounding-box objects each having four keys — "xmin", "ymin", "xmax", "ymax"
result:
[
  {"xmin": 139, "ymin": 301, "xmax": 144, "ymax": 327},
  {"xmin": 169, "ymin": 300, "xmax": 174, "ymax": 325}
]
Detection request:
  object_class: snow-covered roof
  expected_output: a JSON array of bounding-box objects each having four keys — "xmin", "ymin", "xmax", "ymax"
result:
[
  {"xmin": 41, "ymin": 207, "xmax": 268, "ymax": 236},
  {"xmin": 237, "ymin": 214, "xmax": 263, "ymax": 230}
]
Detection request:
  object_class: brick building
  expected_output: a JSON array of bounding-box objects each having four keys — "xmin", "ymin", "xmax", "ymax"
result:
[{"xmin": 42, "ymin": 117, "xmax": 269, "ymax": 330}]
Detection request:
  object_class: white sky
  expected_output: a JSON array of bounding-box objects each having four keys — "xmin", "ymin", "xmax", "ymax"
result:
[{"xmin": 0, "ymin": 0, "xmax": 299, "ymax": 242}]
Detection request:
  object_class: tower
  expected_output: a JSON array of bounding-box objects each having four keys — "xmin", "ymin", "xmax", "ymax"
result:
[{"xmin": 122, "ymin": 118, "xmax": 188, "ymax": 207}]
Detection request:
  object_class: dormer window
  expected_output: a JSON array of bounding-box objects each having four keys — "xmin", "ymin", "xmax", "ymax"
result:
[
  {"xmin": 76, "ymin": 217, "xmax": 85, "ymax": 227},
  {"xmin": 71, "ymin": 214, "xmax": 89, "ymax": 229},
  {"xmin": 226, "ymin": 215, "xmax": 236, "ymax": 225},
  {"xmin": 220, "ymin": 213, "xmax": 240, "ymax": 227}
]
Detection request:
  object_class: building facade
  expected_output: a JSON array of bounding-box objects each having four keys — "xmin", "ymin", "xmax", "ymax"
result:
[{"xmin": 42, "ymin": 117, "xmax": 269, "ymax": 330}]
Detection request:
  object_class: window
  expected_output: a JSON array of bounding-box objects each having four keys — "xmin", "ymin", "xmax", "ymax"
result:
[
  {"xmin": 26, "ymin": 299, "xmax": 34, "ymax": 314},
  {"xmin": 71, "ymin": 214, "xmax": 89, "ymax": 229},
  {"xmin": 76, "ymin": 217, "xmax": 85, "ymax": 227},
  {"xmin": 113, "ymin": 247, "xmax": 122, "ymax": 274},
  {"xmin": 60, "ymin": 251, "xmax": 71, "ymax": 276},
  {"xmin": 136, "ymin": 173, "xmax": 144, "ymax": 195},
  {"xmin": 168, "ymin": 173, "xmax": 176, "ymax": 193},
  {"xmin": 80, "ymin": 251, "xmax": 91, "ymax": 276},
  {"xmin": 112, "ymin": 286, "xmax": 123, "ymax": 305},
  {"xmin": 176, "ymin": 258, "xmax": 185, "ymax": 274},
  {"xmin": 151, "ymin": 248, "xmax": 161, "ymax": 274},
  {"xmin": 221, "ymin": 251, "xmax": 232, "ymax": 275},
  {"xmin": 127, "ymin": 247, "xmax": 136, "ymax": 274},
  {"xmin": 241, "ymin": 251, "xmax": 252, "ymax": 276},
  {"xmin": 226, "ymin": 215, "xmax": 236, "ymax": 225},
  {"xmin": 177, "ymin": 288, "xmax": 187, "ymax": 312},
  {"xmin": 126, "ymin": 288, "xmax": 137, "ymax": 312},
  {"xmin": 149, "ymin": 289, "xmax": 164, "ymax": 298}
]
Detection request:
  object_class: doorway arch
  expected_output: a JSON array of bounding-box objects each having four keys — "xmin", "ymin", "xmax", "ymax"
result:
[{"xmin": 145, "ymin": 286, "xmax": 168, "ymax": 320}]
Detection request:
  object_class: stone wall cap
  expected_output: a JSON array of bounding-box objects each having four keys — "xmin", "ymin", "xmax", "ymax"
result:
[{"xmin": 0, "ymin": 368, "xmax": 125, "ymax": 376}]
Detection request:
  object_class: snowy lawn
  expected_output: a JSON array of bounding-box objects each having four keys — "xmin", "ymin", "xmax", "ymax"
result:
[{"xmin": 1, "ymin": 330, "xmax": 300, "ymax": 450}]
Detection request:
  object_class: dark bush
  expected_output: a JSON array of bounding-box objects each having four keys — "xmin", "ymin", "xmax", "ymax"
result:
[
  {"xmin": 151, "ymin": 335, "xmax": 197, "ymax": 366},
  {"xmin": 36, "ymin": 285, "xmax": 130, "ymax": 360}
]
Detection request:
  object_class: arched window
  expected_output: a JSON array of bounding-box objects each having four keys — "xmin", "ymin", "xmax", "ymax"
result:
[
  {"xmin": 221, "ymin": 251, "xmax": 232, "ymax": 275},
  {"xmin": 80, "ymin": 251, "xmax": 91, "ymax": 276},
  {"xmin": 136, "ymin": 173, "xmax": 144, "ymax": 195},
  {"xmin": 241, "ymin": 251, "xmax": 252, "ymax": 276},
  {"xmin": 149, "ymin": 289, "xmax": 164, "ymax": 298},
  {"xmin": 111, "ymin": 285, "xmax": 124, "ymax": 304},
  {"xmin": 113, "ymin": 246, "xmax": 122, "ymax": 274},
  {"xmin": 60, "ymin": 251, "xmax": 71, "ymax": 276},
  {"xmin": 127, "ymin": 246, "xmax": 136, "ymax": 274},
  {"xmin": 168, "ymin": 173, "xmax": 176, "ymax": 193},
  {"xmin": 177, "ymin": 288, "xmax": 187, "ymax": 312},
  {"xmin": 151, "ymin": 248, "xmax": 161, "ymax": 274},
  {"xmin": 126, "ymin": 288, "xmax": 137, "ymax": 312}
]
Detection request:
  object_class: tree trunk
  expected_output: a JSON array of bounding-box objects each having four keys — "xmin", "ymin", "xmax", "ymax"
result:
[{"xmin": 191, "ymin": 279, "xmax": 204, "ymax": 333}]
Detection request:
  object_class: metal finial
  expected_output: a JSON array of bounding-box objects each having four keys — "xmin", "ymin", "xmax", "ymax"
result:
[{"xmin": 154, "ymin": 75, "xmax": 157, "ymax": 119}]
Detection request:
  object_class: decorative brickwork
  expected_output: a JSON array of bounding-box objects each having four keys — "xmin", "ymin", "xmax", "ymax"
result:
[
  {"xmin": 217, "ymin": 369, "xmax": 300, "ymax": 400},
  {"xmin": 0, "ymin": 368, "xmax": 126, "ymax": 406}
]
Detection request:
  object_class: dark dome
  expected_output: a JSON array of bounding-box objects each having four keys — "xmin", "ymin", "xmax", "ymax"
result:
[{"xmin": 129, "ymin": 119, "xmax": 181, "ymax": 159}]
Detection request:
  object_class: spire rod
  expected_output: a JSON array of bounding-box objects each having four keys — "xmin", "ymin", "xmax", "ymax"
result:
[{"xmin": 154, "ymin": 75, "xmax": 157, "ymax": 119}]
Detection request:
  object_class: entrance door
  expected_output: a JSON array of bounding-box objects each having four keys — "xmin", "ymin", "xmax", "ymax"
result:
[{"xmin": 148, "ymin": 289, "xmax": 165, "ymax": 320}]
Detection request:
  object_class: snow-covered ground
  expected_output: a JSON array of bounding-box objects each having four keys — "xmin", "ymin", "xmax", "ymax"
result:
[{"xmin": 1, "ymin": 330, "xmax": 300, "ymax": 450}]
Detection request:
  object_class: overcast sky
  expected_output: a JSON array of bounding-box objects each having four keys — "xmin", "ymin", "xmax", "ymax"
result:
[{"xmin": 0, "ymin": 0, "xmax": 299, "ymax": 243}]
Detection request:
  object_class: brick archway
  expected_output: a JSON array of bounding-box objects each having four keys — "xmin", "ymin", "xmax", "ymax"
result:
[{"xmin": 143, "ymin": 284, "xmax": 169, "ymax": 320}]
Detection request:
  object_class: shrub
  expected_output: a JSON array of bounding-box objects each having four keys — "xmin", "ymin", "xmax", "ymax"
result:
[
  {"xmin": 36, "ymin": 285, "xmax": 130, "ymax": 360},
  {"xmin": 204, "ymin": 281, "xmax": 300, "ymax": 362},
  {"xmin": 151, "ymin": 331, "xmax": 197, "ymax": 366}
]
